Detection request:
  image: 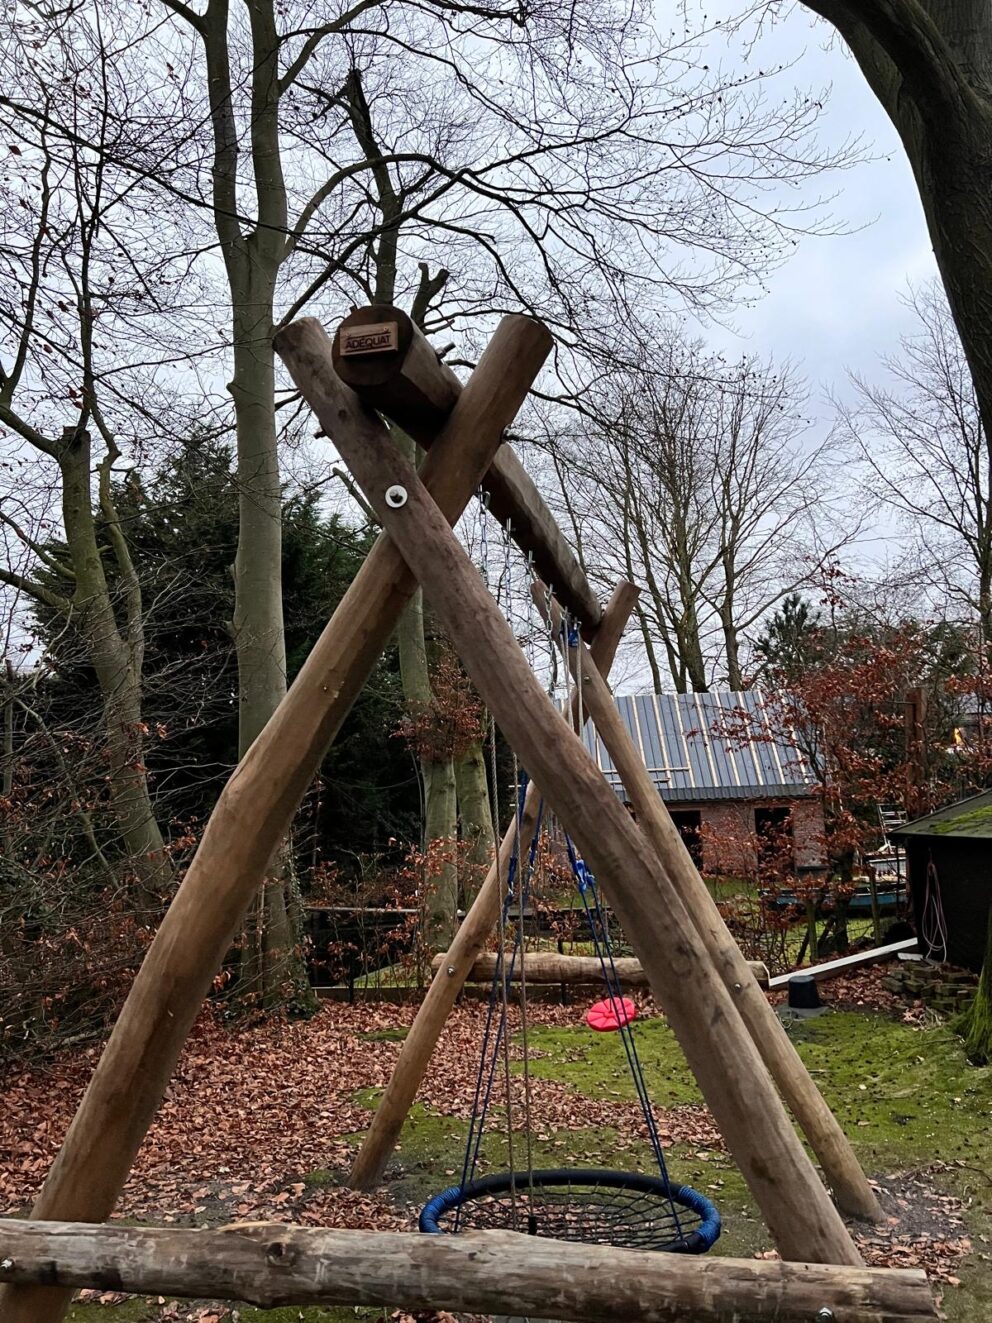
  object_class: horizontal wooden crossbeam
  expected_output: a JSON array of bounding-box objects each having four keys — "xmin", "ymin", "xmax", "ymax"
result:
[
  {"xmin": 0, "ymin": 1220, "xmax": 937, "ymax": 1322},
  {"xmin": 332, "ymin": 303, "xmax": 602, "ymax": 633},
  {"xmin": 432, "ymin": 950, "xmax": 771, "ymax": 987}
]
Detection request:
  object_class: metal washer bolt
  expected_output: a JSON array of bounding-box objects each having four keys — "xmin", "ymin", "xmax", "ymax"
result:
[{"xmin": 385, "ymin": 484, "xmax": 408, "ymax": 508}]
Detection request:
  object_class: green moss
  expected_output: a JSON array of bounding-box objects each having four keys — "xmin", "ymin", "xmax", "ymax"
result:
[
  {"xmin": 357, "ymin": 1027, "xmax": 409, "ymax": 1043},
  {"xmin": 303, "ymin": 1166, "xmax": 339, "ymax": 1188},
  {"xmin": 66, "ymin": 1303, "xmax": 157, "ymax": 1323},
  {"xmin": 348, "ymin": 1085, "xmax": 670, "ymax": 1208},
  {"xmin": 519, "ymin": 1019, "xmax": 703, "ymax": 1107},
  {"xmin": 783, "ymin": 1012, "xmax": 992, "ymax": 1170},
  {"xmin": 66, "ymin": 1303, "xmax": 381, "ymax": 1322},
  {"xmin": 929, "ymin": 804, "xmax": 992, "ymax": 833}
]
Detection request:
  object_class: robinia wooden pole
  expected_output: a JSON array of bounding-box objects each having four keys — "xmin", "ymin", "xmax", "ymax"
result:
[
  {"xmin": 540, "ymin": 591, "xmax": 884, "ymax": 1224},
  {"xmin": 0, "ymin": 314, "xmax": 553, "ymax": 1323},
  {"xmin": 277, "ymin": 328, "xmax": 863, "ymax": 1266},
  {"xmin": 431, "ymin": 951, "xmax": 772, "ymax": 988},
  {"xmin": 0, "ymin": 1221, "xmax": 938, "ymax": 1322},
  {"xmin": 347, "ymin": 582, "xmax": 637, "ymax": 1192}
]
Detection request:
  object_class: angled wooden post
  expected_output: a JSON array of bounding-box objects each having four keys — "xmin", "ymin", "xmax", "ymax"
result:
[
  {"xmin": 279, "ymin": 335, "xmax": 863, "ymax": 1266},
  {"xmin": 0, "ymin": 315, "xmax": 553, "ymax": 1323},
  {"xmin": 348, "ymin": 582, "xmax": 637, "ymax": 1191},
  {"xmin": 538, "ymin": 588, "xmax": 882, "ymax": 1223}
]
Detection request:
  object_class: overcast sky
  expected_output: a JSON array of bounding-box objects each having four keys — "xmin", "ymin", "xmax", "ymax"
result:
[{"xmin": 700, "ymin": 5, "xmax": 938, "ymax": 407}]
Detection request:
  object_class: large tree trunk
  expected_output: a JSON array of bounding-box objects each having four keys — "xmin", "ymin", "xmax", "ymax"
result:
[
  {"xmin": 454, "ymin": 739, "xmax": 496, "ymax": 908},
  {"xmin": 227, "ymin": 285, "xmax": 312, "ymax": 1012},
  {"xmin": 393, "ymin": 423, "xmax": 460, "ymax": 946},
  {"xmin": 200, "ymin": 0, "xmax": 313, "ymax": 1013},
  {"xmin": 59, "ymin": 430, "xmax": 171, "ymax": 910},
  {"xmin": 802, "ymin": 4, "xmax": 992, "ymax": 439},
  {"xmin": 396, "ymin": 584, "xmax": 459, "ymax": 947}
]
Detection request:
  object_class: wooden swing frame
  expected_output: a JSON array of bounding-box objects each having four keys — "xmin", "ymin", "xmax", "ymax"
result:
[{"xmin": 2, "ymin": 306, "xmax": 935, "ymax": 1323}]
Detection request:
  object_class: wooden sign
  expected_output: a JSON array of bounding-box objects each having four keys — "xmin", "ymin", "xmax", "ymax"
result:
[{"xmin": 338, "ymin": 321, "xmax": 398, "ymax": 357}]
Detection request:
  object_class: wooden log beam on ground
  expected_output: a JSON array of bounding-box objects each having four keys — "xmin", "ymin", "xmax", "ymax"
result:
[
  {"xmin": 282, "ymin": 335, "xmax": 862, "ymax": 1266},
  {"xmin": 0, "ymin": 1220, "xmax": 938, "ymax": 1322},
  {"xmin": 0, "ymin": 315, "xmax": 553, "ymax": 1323},
  {"xmin": 433, "ymin": 950, "xmax": 772, "ymax": 988},
  {"xmin": 538, "ymin": 587, "xmax": 883, "ymax": 1225},
  {"xmin": 766, "ymin": 939, "xmax": 919, "ymax": 990},
  {"xmin": 347, "ymin": 582, "xmax": 636, "ymax": 1192},
  {"xmin": 333, "ymin": 303, "xmax": 601, "ymax": 633}
]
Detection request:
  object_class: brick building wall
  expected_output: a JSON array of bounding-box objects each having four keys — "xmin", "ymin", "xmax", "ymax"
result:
[{"xmin": 669, "ymin": 796, "xmax": 827, "ymax": 877}]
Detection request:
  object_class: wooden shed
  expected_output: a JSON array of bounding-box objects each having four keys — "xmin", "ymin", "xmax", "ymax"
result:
[{"xmin": 890, "ymin": 790, "xmax": 992, "ymax": 972}]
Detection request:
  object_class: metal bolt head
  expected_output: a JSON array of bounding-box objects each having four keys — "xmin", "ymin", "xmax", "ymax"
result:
[
  {"xmin": 384, "ymin": 484, "xmax": 408, "ymax": 508},
  {"xmin": 0, "ymin": 1257, "xmax": 14, "ymax": 1272},
  {"xmin": 447, "ymin": 966, "xmax": 455, "ymax": 976},
  {"xmin": 816, "ymin": 1309, "xmax": 835, "ymax": 1322}
]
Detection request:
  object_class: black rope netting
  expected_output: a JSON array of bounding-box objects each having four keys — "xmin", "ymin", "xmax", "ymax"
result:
[{"xmin": 420, "ymin": 1168, "xmax": 720, "ymax": 1254}]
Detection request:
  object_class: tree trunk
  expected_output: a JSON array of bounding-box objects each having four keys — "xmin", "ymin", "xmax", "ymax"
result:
[
  {"xmin": 422, "ymin": 755, "xmax": 458, "ymax": 946},
  {"xmin": 2, "ymin": 659, "xmax": 13, "ymax": 855},
  {"xmin": 58, "ymin": 430, "xmax": 170, "ymax": 910},
  {"xmin": 802, "ymin": 6, "xmax": 992, "ymax": 441},
  {"xmin": 454, "ymin": 739, "xmax": 495, "ymax": 908},
  {"xmin": 721, "ymin": 605, "xmax": 744, "ymax": 691},
  {"xmin": 227, "ymin": 289, "xmax": 310, "ymax": 1010},
  {"xmin": 957, "ymin": 909, "xmax": 992, "ymax": 1065},
  {"xmin": 392, "ymin": 424, "xmax": 460, "ymax": 944}
]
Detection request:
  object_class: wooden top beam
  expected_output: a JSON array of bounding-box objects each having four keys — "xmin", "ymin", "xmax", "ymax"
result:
[{"xmin": 333, "ymin": 303, "xmax": 602, "ymax": 634}]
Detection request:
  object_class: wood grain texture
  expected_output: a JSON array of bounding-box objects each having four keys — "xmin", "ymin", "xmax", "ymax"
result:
[
  {"xmin": 0, "ymin": 1219, "xmax": 937, "ymax": 1321},
  {"xmin": 432, "ymin": 950, "xmax": 771, "ymax": 988},
  {"xmin": 304, "ymin": 365, "xmax": 861, "ymax": 1266},
  {"xmin": 333, "ymin": 303, "xmax": 601, "ymax": 632},
  {"xmin": 539, "ymin": 586, "xmax": 883, "ymax": 1224},
  {"xmin": 0, "ymin": 314, "xmax": 552, "ymax": 1323},
  {"xmin": 347, "ymin": 582, "xmax": 637, "ymax": 1192}
]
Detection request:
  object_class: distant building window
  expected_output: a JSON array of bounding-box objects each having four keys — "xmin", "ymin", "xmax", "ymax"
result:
[
  {"xmin": 755, "ymin": 806, "xmax": 793, "ymax": 869},
  {"xmin": 670, "ymin": 809, "xmax": 702, "ymax": 866}
]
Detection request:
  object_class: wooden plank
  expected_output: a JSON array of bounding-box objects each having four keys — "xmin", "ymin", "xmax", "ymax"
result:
[
  {"xmin": 767, "ymin": 939, "xmax": 920, "ymax": 990},
  {"xmin": 347, "ymin": 582, "xmax": 636, "ymax": 1192},
  {"xmin": 0, "ymin": 314, "xmax": 553, "ymax": 1323},
  {"xmin": 332, "ymin": 303, "xmax": 601, "ymax": 633},
  {"xmin": 288, "ymin": 350, "xmax": 862, "ymax": 1266},
  {"xmin": 0, "ymin": 1220, "xmax": 938, "ymax": 1322},
  {"xmin": 436, "ymin": 950, "xmax": 771, "ymax": 988},
  {"xmin": 538, "ymin": 586, "xmax": 883, "ymax": 1226}
]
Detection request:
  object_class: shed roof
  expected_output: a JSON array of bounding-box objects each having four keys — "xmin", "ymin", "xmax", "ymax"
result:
[
  {"xmin": 582, "ymin": 690, "xmax": 817, "ymax": 804},
  {"xmin": 890, "ymin": 789, "xmax": 992, "ymax": 840}
]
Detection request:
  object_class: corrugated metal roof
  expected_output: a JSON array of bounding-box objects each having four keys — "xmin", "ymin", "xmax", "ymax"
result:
[
  {"xmin": 582, "ymin": 689, "xmax": 817, "ymax": 803},
  {"xmin": 890, "ymin": 789, "xmax": 992, "ymax": 840}
]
